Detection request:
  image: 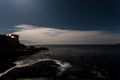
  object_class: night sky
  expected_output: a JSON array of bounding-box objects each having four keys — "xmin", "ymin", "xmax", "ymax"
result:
[{"xmin": 0, "ymin": 0, "xmax": 119, "ymax": 44}]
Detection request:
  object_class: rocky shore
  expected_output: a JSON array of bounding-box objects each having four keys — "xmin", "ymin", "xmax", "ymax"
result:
[
  {"xmin": 0, "ymin": 34, "xmax": 49, "ymax": 73},
  {"xmin": 0, "ymin": 60, "xmax": 60, "ymax": 80},
  {"xmin": 0, "ymin": 59, "xmax": 108, "ymax": 80},
  {"xmin": 0, "ymin": 34, "xmax": 109, "ymax": 80}
]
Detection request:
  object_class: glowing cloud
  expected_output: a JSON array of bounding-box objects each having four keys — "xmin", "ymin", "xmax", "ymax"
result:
[{"xmin": 12, "ymin": 24, "xmax": 120, "ymax": 44}]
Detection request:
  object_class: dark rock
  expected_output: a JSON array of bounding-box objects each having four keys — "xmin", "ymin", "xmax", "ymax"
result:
[
  {"xmin": 0, "ymin": 34, "xmax": 49, "ymax": 53},
  {"xmin": 0, "ymin": 61, "xmax": 16, "ymax": 73},
  {"xmin": 0, "ymin": 60, "xmax": 60, "ymax": 80},
  {"xmin": 26, "ymin": 46, "xmax": 49, "ymax": 52},
  {"xmin": 0, "ymin": 34, "xmax": 50, "ymax": 74},
  {"xmin": 38, "ymin": 47, "xmax": 49, "ymax": 51}
]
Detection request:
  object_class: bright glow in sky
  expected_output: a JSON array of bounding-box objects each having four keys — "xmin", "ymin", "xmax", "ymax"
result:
[
  {"xmin": 12, "ymin": 24, "xmax": 120, "ymax": 45},
  {"xmin": 0, "ymin": 0, "xmax": 119, "ymax": 44}
]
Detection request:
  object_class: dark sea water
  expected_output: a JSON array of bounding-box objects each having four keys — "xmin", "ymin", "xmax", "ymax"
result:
[{"xmin": 0, "ymin": 45, "xmax": 120, "ymax": 80}]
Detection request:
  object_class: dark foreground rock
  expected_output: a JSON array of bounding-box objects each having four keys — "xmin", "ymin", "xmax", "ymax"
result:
[
  {"xmin": 0, "ymin": 60, "xmax": 60, "ymax": 80},
  {"xmin": 0, "ymin": 60, "xmax": 109, "ymax": 80},
  {"xmin": 0, "ymin": 47, "xmax": 49, "ymax": 73}
]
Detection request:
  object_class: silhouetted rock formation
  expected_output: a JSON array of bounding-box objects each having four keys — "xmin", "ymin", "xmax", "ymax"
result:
[
  {"xmin": 0, "ymin": 34, "xmax": 49, "ymax": 73},
  {"xmin": 0, "ymin": 60, "xmax": 60, "ymax": 80},
  {"xmin": 0, "ymin": 34, "xmax": 49, "ymax": 57},
  {"xmin": 0, "ymin": 34, "xmax": 25, "ymax": 50},
  {"xmin": 0, "ymin": 60, "xmax": 108, "ymax": 80},
  {"xmin": 26, "ymin": 46, "xmax": 49, "ymax": 51},
  {"xmin": 0, "ymin": 34, "xmax": 49, "ymax": 51}
]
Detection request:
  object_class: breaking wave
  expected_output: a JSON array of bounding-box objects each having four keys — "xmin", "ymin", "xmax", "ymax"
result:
[{"xmin": 0, "ymin": 58, "xmax": 71, "ymax": 78}]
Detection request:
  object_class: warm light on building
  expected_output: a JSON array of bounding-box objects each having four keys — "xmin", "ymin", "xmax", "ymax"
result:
[
  {"xmin": 11, "ymin": 36, "xmax": 15, "ymax": 38},
  {"xmin": 5, "ymin": 34, "xmax": 16, "ymax": 39},
  {"xmin": 6, "ymin": 34, "xmax": 12, "ymax": 37}
]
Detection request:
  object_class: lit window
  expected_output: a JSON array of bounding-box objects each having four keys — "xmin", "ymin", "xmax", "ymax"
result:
[
  {"xmin": 6, "ymin": 34, "xmax": 12, "ymax": 36},
  {"xmin": 11, "ymin": 36, "xmax": 15, "ymax": 38}
]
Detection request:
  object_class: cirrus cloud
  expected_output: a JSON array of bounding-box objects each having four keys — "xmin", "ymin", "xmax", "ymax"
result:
[{"xmin": 12, "ymin": 24, "xmax": 120, "ymax": 45}]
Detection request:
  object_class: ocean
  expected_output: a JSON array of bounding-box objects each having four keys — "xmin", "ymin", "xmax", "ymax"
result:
[{"xmin": 0, "ymin": 45, "xmax": 120, "ymax": 80}]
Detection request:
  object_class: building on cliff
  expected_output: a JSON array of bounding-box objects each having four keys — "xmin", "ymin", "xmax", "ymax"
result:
[{"xmin": 0, "ymin": 34, "xmax": 25, "ymax": 49}]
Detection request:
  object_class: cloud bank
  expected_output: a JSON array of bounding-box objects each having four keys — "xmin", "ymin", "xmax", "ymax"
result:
[{"xmin": 12, "ymin": 24, "xmax": 120, "ymax": 44}]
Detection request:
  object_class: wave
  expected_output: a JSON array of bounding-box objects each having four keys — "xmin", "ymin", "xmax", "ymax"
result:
[
  {"xmin": 0, "ymin": 58, "xmax": 71, "ymax": 79},
  {"xmin": 15, "ymin": 58, "xmax": 71, "ymax": 74}
]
